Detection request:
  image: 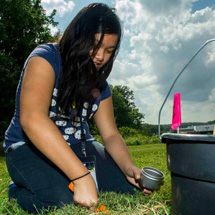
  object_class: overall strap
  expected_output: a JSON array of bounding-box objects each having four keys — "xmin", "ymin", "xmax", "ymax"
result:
[{"xmin": 80, "ymin": 116, "xmax": 86, "ymax": 158}]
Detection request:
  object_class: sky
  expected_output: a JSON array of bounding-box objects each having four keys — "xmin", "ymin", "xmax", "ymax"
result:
[{"xmin": 41, "ymin": 0, "xmax": 215, "ymax": 125}]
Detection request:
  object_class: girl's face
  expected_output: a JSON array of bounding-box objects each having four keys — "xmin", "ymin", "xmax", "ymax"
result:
[{"xmin": 90, "ymin": 34, "xmax": 118, "ymax": 70}]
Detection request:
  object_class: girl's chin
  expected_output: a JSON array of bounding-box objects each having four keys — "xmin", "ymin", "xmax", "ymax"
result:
[
  {"xmin": 96, "ymin": 66, "xmax": 102, "ymax": 71},
  {"xmin": 96, "ymin": 65, "xmax": 101, "ymax": 69}
]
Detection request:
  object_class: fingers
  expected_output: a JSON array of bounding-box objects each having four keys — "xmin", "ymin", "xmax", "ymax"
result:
[
  {"xmin": 126, "ymin": 166, "xmax": 153, "ymax": 196},
  {"xmin": 73, "ymin": 198, "xmax": 98, "ymax": 209},
  {"xmin": 143, "ymin": 188, "xmax": 153, "ymax": 195},
  {"xmin": 134, "ymin": 172, "xmax": 141, "ymax": 180},
  {"xmin": 132, "ymin": 167, "xmax": 142, "ymax": 180}
]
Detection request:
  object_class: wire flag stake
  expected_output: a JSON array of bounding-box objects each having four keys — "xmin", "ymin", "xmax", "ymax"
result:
[{"xmin": 158, "ymin": 38, "xmax": 215, "ymax": 138}]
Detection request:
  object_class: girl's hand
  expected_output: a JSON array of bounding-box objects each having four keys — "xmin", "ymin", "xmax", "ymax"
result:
[
  {"xmin": 72, "ymin": 173, "xmax": 98, "ymax": 208},
  {"xmin": 125, "ymin": 165, "xmax": 152, "ymax": 195}
]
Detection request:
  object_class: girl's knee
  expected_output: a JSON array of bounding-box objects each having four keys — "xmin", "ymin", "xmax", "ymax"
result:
[
  {"xmin": 13, "ymin": 186, "xmax": 74, "ymax": 213},
  {"xmin": 36, "ymin": 186, "xmax": 74, "ymax": 205}
]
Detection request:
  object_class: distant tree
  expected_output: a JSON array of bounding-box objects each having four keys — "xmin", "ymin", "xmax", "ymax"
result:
[
  {"xmin": 52, "ymin": 30, "xmax": 62, "ymax": 43},
  {"xmin": 111, "ymin": 85, "xmax": 145, "ymax": 128},
  {"xmin": 0, "ymin": 0, "xmax": 58, "ymax": 140},
  {"xmin": 141, "ymin": 124, "xmax": 157, "ymax": 136},
  {"xmin": 206, "ymin": 120, "xmax": 215, "ymax": 125}
]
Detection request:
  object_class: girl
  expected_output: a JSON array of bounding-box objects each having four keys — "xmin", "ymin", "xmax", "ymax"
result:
[{"xmin": 4, "ymin": 3, "xmax": 150, "ymax": 213}]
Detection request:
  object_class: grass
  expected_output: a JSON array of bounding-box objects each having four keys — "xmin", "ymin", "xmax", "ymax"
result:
[{"xmin": 0, "ymin": 143, "xmax": 172, "ymax": 215}]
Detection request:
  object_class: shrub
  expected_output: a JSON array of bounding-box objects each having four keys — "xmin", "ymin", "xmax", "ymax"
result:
[
  {"xmin": 119, "ymin": 127, "xmax": 139, "ymax": 138},
  {"xmin": 125, "ymin": 137, "xmax": 141, "ymax": 146},
  {"xmin": 92, "ymin": 127, "xmax": 161, "ymax": 146},
  {"xmin": 124, "ymin": 134, "xmax": 161, "ymax": 146}
]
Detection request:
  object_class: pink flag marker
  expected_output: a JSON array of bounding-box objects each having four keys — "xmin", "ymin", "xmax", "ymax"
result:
[{"xmin": 171, "ymin": 92, "xmax": 182, "ymax": 130}]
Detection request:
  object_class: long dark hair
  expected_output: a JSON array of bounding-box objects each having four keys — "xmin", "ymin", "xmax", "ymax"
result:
[{"xmin": 57, "ymin": 3, "xmax": 122, "ymax": 120}]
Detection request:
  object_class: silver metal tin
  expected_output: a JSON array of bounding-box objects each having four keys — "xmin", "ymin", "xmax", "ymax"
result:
[{"xmin": 139, "ymin": 166, "xmax": 164, "ymax": 190}]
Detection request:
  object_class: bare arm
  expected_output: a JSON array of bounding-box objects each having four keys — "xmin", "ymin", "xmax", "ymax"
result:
[
  {"xmin": 93, "ymin": 97, "xmax": 133, "ymax": 174},
  {"xmin": 94, "ymin": 96, "xmax": 151, "ymax": 194},
  {"xmin": 20, "ymin": 56, "xmax": 97, "ymax": 206}
]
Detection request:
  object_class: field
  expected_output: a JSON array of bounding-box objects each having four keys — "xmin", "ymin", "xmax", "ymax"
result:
[{"xmin": 0, "ymin": 143, "xmax": 172, "ymax": 215}]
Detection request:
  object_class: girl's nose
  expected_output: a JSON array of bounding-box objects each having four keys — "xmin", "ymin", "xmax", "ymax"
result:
[{"xmin": 95, "ymin": 48, "xmax": 104, "ymax": 62}]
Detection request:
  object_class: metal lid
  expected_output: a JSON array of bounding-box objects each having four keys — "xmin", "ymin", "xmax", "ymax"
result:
[{"xmin": 142, "ymin": 167, "xmax": 164, "ymax": 181}]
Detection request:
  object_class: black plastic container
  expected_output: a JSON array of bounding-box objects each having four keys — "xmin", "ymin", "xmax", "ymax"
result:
[{"xmin": 162, "ymin": 133, "xmax": 215, "ymax": 215}]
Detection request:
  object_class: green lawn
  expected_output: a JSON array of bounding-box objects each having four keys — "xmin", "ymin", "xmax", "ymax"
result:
[{"xmin": 0, "ymin": 144, "xmax": 171, "ymax": 215}]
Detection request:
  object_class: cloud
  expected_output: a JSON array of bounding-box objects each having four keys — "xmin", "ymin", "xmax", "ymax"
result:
[
  {"xmin": 49, "ymin": 25, "xmax": 59, "ymax": 36},
  {"xmin": 111, "ymin": 0, "xmax": 215, "ymax": 124},
  {"xmin": 41, "ymin": 0, "xmax": 75, "ymax": 17},
  {"xmin": 209, "ymin": 88, "xmax": 215, "ymax": 102},
  {"xmin": 204, "ymin": 42, "xmax": 215, "ymax": 68},
  {"xmin": 111, "ymin": 60, "xmax": 141, "ymax": 78},
  {"xmin": 137, "ymin": 0, "xmax": 196, "ymax": 15}
]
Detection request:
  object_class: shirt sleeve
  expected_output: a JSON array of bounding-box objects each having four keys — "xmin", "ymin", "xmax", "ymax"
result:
[
  {"xmin": 23, "ymin": 44, "xmax": 61, "ymax": 81},
  {"xmin": 100, "ymin": 81, "xmax": 112, "ymax": 101}
]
